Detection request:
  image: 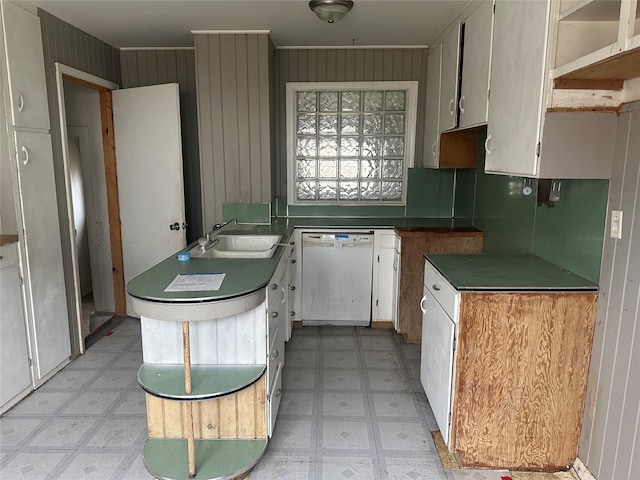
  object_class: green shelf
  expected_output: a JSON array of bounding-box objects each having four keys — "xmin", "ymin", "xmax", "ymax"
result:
[
  {"xmin": 144, "ymin": 438, "xmax": 267, "ymax": 480},
  {"xmin": 138, "ymin": 364, "xmax": 265, "ymax": 400}
]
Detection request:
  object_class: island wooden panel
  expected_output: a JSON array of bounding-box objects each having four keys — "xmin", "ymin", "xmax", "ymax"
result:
[
  {"xmin": 396, "ymin": 228, "xmax": 483, "ymax": 343},
  {"xmin": 452, "ymin": 291, "xmax": 597, "ymax": 470},
  {"xmin": 146, "ymin": 375, "xmax": 267, "ymax": 440}
]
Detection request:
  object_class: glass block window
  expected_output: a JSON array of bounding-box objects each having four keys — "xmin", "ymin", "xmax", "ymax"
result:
[{"xmin": 287, "ymin": 82, "xmax": 418, "ymax": 205}]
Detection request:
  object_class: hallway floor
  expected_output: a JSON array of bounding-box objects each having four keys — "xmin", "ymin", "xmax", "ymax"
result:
[{"xmin": 1, "ymin": 319, "xmax": 564, "ymax": 480}]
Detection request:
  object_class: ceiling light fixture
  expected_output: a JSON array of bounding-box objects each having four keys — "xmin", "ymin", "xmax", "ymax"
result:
[{"xmin": 309, "ymin": 0, "xmax": 354, "ymax": 24}]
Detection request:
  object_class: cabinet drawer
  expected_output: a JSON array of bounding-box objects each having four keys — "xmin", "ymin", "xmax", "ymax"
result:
[{"xmin": 423, "ymin": 260, "xmax": 458, "ymax": 320}]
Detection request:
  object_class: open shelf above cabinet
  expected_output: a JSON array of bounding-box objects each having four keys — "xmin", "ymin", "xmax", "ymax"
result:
[{"xmin": 552, "ymin": 0, "xmax": 640, "ymax": 88}]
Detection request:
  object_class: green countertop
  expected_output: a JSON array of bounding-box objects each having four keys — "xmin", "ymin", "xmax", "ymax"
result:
[
  {"xmin": 127, "ymin": 217, "xmax": 476, "ymax": 303},
  {"xmin": 425, "ymin": 253, "xmax": 598, "ymax": 291}
]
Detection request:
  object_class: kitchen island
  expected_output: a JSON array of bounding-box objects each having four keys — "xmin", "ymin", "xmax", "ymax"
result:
[{"xmin": 127, "ymin": 217, "xmax": 485, "ymax": 479}]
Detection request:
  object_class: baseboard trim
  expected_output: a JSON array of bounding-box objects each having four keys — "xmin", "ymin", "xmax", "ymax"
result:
[
  {"xmin": 371, "ymin": 321, "xmax": 394, "ymax": 329},
  {"xmin": 573, "ymin": 457, "xmax": 596, "ymax": 480}
]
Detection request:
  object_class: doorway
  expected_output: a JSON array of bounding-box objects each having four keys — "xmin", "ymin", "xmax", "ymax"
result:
[{"xmin": 55, "ymin": 64, "xmax": 126, "ymax": 354}]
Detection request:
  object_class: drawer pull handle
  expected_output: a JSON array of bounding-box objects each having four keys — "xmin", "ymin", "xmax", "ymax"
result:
[
  {"xmin": 290, "ymin": 310, "xmax": 295, "ymax": 316},
  {"xmin": 281, "ymin": 286, "xmax": 287, "ymax": 303},
  {"xmin": 431, "ymin": 142, "xmax": 437, "ymax": 156},
  {"xmin": 484, "ymin": 134, "xmax": 492, "ymax": 155},
  {"xmin": 432, "ymin": 284, "xmax": 440, "ymax": 291},
  {"xmin": 448, "ymin": 98, "xmax": 455, "ymax": 116},
  {"xmin": 17, "ymin": 92, "xmax": 24, "ymax": 112},
  {"xmin": 271, "ymin": 349, "xmax": 280, "ymax": 359},
  {"xmin": 271, "ymin": 311, "xmax": 279, "ymax": 318},
  {"xmin": 291, "ymin": 259, "xmax": 296, "ymax": 264},
  {"xmin": 420, "ymin": 294, "xmax": 427, "ymax": 314},
  {"xmin": 459, "ymin": 95, "xmax": 465, "ymax": 113},
  {"xmin": 20, "ymin": 146, "xmax": 29, "ymax": 166}
]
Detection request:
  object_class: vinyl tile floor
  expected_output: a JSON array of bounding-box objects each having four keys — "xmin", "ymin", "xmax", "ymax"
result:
[{"xmin": 0, "ymin": 319, "xmax": 522, "ymax": 480}]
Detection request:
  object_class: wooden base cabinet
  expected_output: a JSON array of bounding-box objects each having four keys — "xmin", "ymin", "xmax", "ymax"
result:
[
  {"xmin": 396, "ymin": 228, "xmax": 483, "ymax": 344},
  {"xmin": 421, "ymin": 258, "xmax": 598, "ymax": 470}
]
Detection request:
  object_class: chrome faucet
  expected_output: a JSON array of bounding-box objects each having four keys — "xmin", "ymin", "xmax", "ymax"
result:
[{"xmin": 198, "ymin": 218, "xmax": 238, "ymax": 252}]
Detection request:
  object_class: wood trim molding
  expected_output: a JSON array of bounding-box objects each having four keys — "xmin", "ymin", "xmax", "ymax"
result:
[{"xmin": 99, "ymin": 90, "xmax": 127, "ymax": 316}]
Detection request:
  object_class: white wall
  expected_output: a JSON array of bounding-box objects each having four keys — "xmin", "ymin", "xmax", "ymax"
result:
[{"xmin": 63, "ymin": 80, "xmax": 114, "ymax": 312}]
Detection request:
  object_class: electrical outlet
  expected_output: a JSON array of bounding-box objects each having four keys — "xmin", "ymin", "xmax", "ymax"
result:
[{"xmin": 611, "ymin": 210, "xmax": 623, "ymax": 239}]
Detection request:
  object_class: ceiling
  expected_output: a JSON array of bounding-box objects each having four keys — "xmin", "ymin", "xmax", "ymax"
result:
[{"xmin": 31, "ymin": 0, "xmax": 470, "ymax": 49}]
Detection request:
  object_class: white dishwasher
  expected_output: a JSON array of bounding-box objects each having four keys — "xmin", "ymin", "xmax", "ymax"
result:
[{"xmin": 301, "ymin": 232, "xmax": 374, "ymax": 326}]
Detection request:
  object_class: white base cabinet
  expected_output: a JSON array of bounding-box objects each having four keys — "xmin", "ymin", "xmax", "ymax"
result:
[
  {"xmin": 0, "ymin": 242, "xmax": 31, "ymax": 413},
  {"xmin": 372, "ymin": 230, "xmax": 399, "ymax": 326}
]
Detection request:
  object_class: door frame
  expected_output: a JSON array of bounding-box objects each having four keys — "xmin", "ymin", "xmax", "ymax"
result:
[{"xmin": 54, "ymin": 63, "xmax": 125, "ymax": 355}]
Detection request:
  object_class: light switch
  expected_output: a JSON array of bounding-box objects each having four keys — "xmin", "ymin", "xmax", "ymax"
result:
[{"xmin": 611, "ymin": 210, "xmax": 623, "ymax": 239}]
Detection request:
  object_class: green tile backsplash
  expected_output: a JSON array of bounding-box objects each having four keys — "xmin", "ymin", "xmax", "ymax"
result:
[
  {"xmin": 222, "ymin": 202, "xmax": 271, "ymax": 224},
  {"xmin": 460, "ymin": 142, "xmax": 608, "ymax": 283},
  {"xmin": 531, "ymin": 179, "xmax": 608, "ymax": 283}
]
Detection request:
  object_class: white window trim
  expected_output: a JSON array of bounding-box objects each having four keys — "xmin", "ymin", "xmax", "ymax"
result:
[{"xmin": 286, "ymin": 81, "xmax": 418, "ymax": 206}]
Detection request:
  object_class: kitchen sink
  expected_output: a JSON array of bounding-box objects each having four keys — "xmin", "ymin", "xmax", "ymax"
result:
[{"xmin": 188, "ymin": 234, "xmax": 283, "ymax": 259}]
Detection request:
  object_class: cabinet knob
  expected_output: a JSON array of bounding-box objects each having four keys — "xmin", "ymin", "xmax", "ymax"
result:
[
  {"xmin": 290, "ymin": 285, "xmax": 296, "ymax": 291},
  {"xmin": 271, "ymin": 348, "xmax": 280, "ymax": 359},
  {"xmin": 420, "ymin": 294, "xmax": 427, "ymax": 314},
  {"xmin": 432, "ymin": 284, "xmax": 441, "ymax": 291},
  {"xmin": 291, "ymin": 259, "xmax": 296, "ymax": 264},
  {"xmin": 271, "ymin": 311, "xmax": 279, "ymax": 318},
  {"xmin": 448, "ymin": 98, "xmax": 455, "ymax": 116},
  {"xmin": 169, "ymin": 222, "xmax": 180, "ymax": 231},
  {"xmin": 459, "ymin": 96, "xmax": 465, "ymax": 113},
  {"xmin": 275, "ymin": 387, "xmax": 282, "ymax": 398},
  {"xmin": 290, "ymin": 311, "xmax": 295, "ymax": 316},
  {"xmin": 271, "ymin": 283, "xmax": 278, "ymax": 290},
  {"xmin": 431, "ymin": 142, "xmax": 437, "ymax": 156}
]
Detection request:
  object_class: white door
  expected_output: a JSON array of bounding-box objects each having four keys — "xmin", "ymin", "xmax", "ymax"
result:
[
  {"xmin": 14, "ymin": 131, "xmax": 71, "ymax": 382},
  {"xmin": 112, "ymin": 84, "xmax": 186, "ymax": 315}
]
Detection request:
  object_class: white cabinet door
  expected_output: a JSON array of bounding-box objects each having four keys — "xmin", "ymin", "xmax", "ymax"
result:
[
  {"xmin": 485, "ymin": 0, "xmax": 549, "ymax": 176},
  {"xmin": 439, "ymin": 23, "xmax": 461, "ymax": 132},
  {"xmin": 0, "ymin": 243, "xmax": 32, "ymax": 412},
  {"xmin": 0, "ymin": 2, "xmax": 50, "ymax": 130},
  {"xmin": 372, "ymin": 232, "xmax": 398, "ymax": 324},
  {"xmin": 423, "ymin": 44, "xmax": 442, "ymax": 168},
  {"xmin": 420, "ymin": 288, "xmax": 456, "ymax": 445},
  {"xmin": 458, "ymin": 0, "xmax": 494, "ymax": 128},
  {"xmin": 14, "ymin": 131, "xmax": 71, "ymax": 382},
  {"xmin": 287, "ymin": 245, "xmax": 296, "ymax": 340},
  {"xmin": 112, "ymin": 84, "xmax": 186, "ymax": 316}
]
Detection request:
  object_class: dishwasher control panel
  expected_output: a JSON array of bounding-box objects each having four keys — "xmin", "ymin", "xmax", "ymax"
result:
[{"xmin": 320, "ymin": 233, "xmax": 372, "ymax": 244}]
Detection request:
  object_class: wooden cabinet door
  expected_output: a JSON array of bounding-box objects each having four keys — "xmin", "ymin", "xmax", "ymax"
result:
[
  {"xmin": 458, "ymin": 0, "xmax": 494, "ymax": 128},
  {"xmin": 439, "ymin": 23, "xmax": 461, "ymax": 132},
  {"xmin": 14, "ymin": 131, "xmax": 71, "ymax": 382},
  {"xmin": 485, "ymin": 0, "xmax": 549, "ymax": 176},
  {"xmin": 423, "ymin": 44, "xmax": 442, "ymax": 168},
  {"xmin": 1, "ymin": 2, "xmax": 50, "ymax": 130}
]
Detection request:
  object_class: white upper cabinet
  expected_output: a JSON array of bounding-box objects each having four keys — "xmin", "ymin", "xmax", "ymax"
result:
[
  {"xmin": 423, "ymin": 44, "xmax": 442, "ymax": 168},
  {"xmin": 485, "ymin": 0, "xmax": 617, "ymax": 178},
  {"xmin": 1, "ymin": 2, "xmax": 50, "ymax": 130},
  {"xmin": 439, "ymin": 23, "xmax": 462, "ymax": 132},
  {"xmin": 458, "ymin": 0, "xmax": 494, "ymax": 128}
]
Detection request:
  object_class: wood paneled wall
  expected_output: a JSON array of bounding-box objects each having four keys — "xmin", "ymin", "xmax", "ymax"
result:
[
  {"xmin": 195, "ymin": 33, "xmax": 274, "ymax": 228},
  {"xmin": 273, "ymin": 47, "xmax": 429, "ymax": 197},
  {"xmin": 120, "ymin": 49, "xmax": 202, "ymax": 242},
  {"xmin": 38, "ymin": 8, "xmax": 121, "ymax": 353},
  {"xmin": 578, "ymin": 101, "xmax": 640, "ymax": 480}
]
